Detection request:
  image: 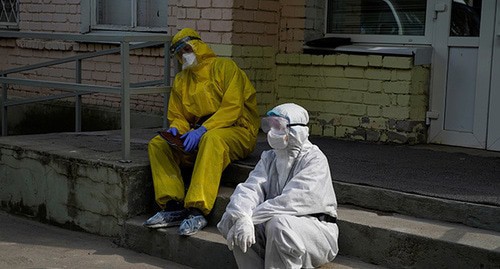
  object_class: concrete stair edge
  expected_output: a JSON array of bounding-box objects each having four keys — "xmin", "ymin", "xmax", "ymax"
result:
[
  {"xmin": 119, "ymin": 216, "xmax": 236, "ymax": 269},
  {"xmin": 223, "ymin": 162, "xmax": 500, "ymax": 233},
  {"xmin": 119, "ymin": 215, "xmax": 386, "ymax": 269},
  {"xmin": 122, "ymin": 185, "xmax": 500, "ymax": 269},
  {"xmin": 335, "ymin": 180, "xmax": 500, "ymax": 233},
  {"xmin": 212, "ymin": 187, "xmax": 500, "ymax": 268},
  {"xmin": 337, "ymin": 206, "xmax": 500, "ymax": 268}
]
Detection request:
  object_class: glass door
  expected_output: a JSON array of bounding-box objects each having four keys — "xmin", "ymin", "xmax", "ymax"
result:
[
  {"xmin": 428, "ymin": 0, "xmax": 496, "ymax": 149},
  {"xmin": 487, "ymin": 3, "xmax": 500, "ymax": 151}
]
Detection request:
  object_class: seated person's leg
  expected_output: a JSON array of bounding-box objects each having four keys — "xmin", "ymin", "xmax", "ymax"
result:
[
  {"xmin": 144, "ymin": 135, "xmax": 188, "ymax": 228},
  {"xmin": 233, "ymin": 223, "xmax": 266, "ymax": 269},
  {"xmin": 184, "ymin": 127, "xmax": 256, "ymax": 215},
  {"xmin": 264, "ymin": 215, "xmax": 339, "ymax": 269},
  {"xmin": 179, "ymin": 127, "xmax": 256, "ymax": 235}
]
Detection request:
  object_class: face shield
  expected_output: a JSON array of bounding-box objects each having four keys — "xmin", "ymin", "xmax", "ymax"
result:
[
  {"xmin": 261, "ymin": 116, "xmax": 289, "ymax": 135},
  {"xmin": 261, "ymin": 116, "xmax": 307, "ymax": 135},
  {"xmin": 170, "ymin": 36, "xmax": 201, "ymax": 56}
]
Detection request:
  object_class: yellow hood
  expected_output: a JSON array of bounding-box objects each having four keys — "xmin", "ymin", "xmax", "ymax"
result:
[{"xmin": 171, "ymin": 28, "xmax": 216, "ymax": 63}]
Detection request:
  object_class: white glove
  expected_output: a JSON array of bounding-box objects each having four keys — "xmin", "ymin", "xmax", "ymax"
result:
[
  {"xmin": 226, "ymin": 225, "xmax": 235, "ymax": 251},
  {"xmin": 233, "ymin": 215, "xmax": 255, "ymax": 253}
]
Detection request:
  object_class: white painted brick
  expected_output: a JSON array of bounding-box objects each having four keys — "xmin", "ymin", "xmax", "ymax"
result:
[
  {"xmin": 348, "ymin": 55, "xmax": 368, "ymax": 67},
  {"xmin": 383, "ymin": 56, "xmax": 412, "ymax": 69},
  {"xmin": 383, "ymin": 81, "xmax": 411, "ymax": 94},
  {"xmin": 344, "ymin": 67, "xmax": 364, "ymax": 78},
  {"xmin": 336, "ymin": 54, "xmax": 348, "ymax": 66}
]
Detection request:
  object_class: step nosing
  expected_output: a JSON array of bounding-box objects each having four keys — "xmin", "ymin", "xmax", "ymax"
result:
[{"xmin": 337, "ymin": 207, "xmax": 500, "ymax": 251}]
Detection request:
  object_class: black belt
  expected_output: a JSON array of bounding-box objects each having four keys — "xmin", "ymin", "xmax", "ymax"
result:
[{"xmin": 310, "ymin": 213, "xmax": 337, "ymax": 223}]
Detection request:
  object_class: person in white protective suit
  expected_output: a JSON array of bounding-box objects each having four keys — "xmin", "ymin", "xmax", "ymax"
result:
[{"xmin": 217, "ymin": 103, "xmax": 339, "ymax": 269}]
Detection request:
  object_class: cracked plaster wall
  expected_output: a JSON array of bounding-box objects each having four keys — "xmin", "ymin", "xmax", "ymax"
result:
[{"xmin": 0, "ymin": 146, "xmax": 152, "ymax": 237}]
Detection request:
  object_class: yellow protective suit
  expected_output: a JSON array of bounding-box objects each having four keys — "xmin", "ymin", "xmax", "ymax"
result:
[{"xmin": 148, "ymin": 28, "xmax": 260, "ymax": 215}]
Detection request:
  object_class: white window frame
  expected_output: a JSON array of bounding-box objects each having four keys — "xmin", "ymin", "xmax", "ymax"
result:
[
  {"xmin": 89, "ymin": 0, "xmax": 168, "ymax": 33},
  {"xmin": 324, "ymin": 0, "xmax": 437, "ymax": 45},
  {"xmin": 0, "ymin": 0, "xmax": 19, "ymax": 29}
]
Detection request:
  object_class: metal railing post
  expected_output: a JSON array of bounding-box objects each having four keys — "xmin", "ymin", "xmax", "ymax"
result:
[
  {"xmin": 1, "ymin": 75, "xmax": 7, "ymax": 136},
  {"xmin": 75, "ymin": 59, "xmax": 82, "ymax": 132},
  {"xmin": 163, "ymin": 41, "xmax": 170, "ymax": 129},
  {"xmin": 0, "ymin": 31, "xmax": 171, "ymax": 161},
  {"xmin": 120, "ymin": 41, "xmax": 131, "ymax": 162}
]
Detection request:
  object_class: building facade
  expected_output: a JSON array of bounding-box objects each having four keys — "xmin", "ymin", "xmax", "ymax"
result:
[{"xmin": 1, "ymin": 0, "xmax": 499, "ymax": 150}]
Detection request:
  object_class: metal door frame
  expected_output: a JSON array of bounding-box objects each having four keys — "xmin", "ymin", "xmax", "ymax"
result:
[
  {"xmin": 428, "ymin": 0, "xmax": 496, "ymax": 149},
  {"xmin": 487, "ymin": 3, "xmax": 500, "ymax": 151}
]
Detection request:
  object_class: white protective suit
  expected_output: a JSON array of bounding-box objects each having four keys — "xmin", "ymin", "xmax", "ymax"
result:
[{"xmin": 217, "ymin": 103, "xmax": 339, "ymax": 269}]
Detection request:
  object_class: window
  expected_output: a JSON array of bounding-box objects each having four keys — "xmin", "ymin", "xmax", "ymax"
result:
[
  {"xmin": 0, "ymin": 0, "xmax": 19, "ymax": 29},
  {"xmin": 450, "ymin": 0, "xmax": 481, "ymax": 37},
  {"xmin": 325, "ymin": 0, "xmax": 482, "ymax": 45},
  {"xmin": 92, "ymin": 0, "xmax": 168, "ymax": 32},
  {"xmin": 326, "ymin": 0, "xmax": 431, "ymax": 44}
]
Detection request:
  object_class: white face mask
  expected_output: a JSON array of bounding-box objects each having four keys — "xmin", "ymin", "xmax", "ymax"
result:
[
  {"xmin": 181, "ymin": 52, "xmax": 198, "ymax": 70},
  {"xmin": 267, "ymin": 131, "xmax": 288, "ymax": 150}
]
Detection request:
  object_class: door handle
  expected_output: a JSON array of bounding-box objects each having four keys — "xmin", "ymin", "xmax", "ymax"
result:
[{"xmin": 434, "ymin": 3, "xmax": 447, "ymax": 20}]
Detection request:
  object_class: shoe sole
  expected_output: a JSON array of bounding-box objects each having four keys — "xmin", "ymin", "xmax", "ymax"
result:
[{"xmin": 143, "ymin": 220, "xmax": 183, "ymax": 229}]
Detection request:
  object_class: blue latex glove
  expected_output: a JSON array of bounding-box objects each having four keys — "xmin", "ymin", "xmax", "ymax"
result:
[
  {"xmin": 167, "ymin": 127, "xmax": 178, "ymax": 136},
  {"xmin": 180, "ymin": 126, "xmax": 207, "ymax": 152}
]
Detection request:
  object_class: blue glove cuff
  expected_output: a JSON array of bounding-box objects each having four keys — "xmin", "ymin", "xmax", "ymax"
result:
[{"xmin": 197, "ymin": 126, "xmax": 207, "ymax": 134}]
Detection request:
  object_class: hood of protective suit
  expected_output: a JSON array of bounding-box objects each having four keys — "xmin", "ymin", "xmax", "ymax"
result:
[
  {"xmin": 267, "ymin": 103, "xmax": 312, "ymax": 155},
  {"xmin": 171, "ymin": 28, "xmax": 216, "ymax": 71}
]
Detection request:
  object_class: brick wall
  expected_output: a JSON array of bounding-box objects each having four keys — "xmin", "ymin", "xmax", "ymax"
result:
[
  {"xmin": 173, "ymin": 0, "xmax": 234, "ymax": 43},
  {"xmin": 304, "ymin": 0, "xmax": 325, "ymax": 42},
  {"xmin": 1, "ymin": 39, "xmax": 167, "ymax": 114},
  {"xmin": 171, "ymin": 0, "xmax": 279, "ymax": 46},
  {"xmin": 232, "ymin": 0, "xmax": 279, "ymax": 46},
  {"xmin": 276, "ymin": 53, "xmax": 429, "ymax": 144},
  {"xmin": 0, "ymin": 0, "xmax": 433, "ymax": 143},
  {"xmin": 279, "ymin": 0, "xmax": 305, "ymax": 53},
  {"xmin": 19, "ymin": 0, "xmax": 81, "ymax": 32}
]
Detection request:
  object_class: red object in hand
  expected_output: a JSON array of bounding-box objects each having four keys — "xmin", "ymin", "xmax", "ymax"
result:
[{"xmin": 158, "ymin": 130, "xmax": 184, "ymax": 149}]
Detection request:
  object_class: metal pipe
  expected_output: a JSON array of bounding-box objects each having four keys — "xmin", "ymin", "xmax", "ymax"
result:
[
  {"xmin": 75, "ymin": 59, "xmax": 82, "ymax": 132},
  {"xmin": 163, "ymin": 41, "xmax": 170, "ymax": 129},
  {"xmin": 4, "ymin": 92, "xmax": 91, "ymax": 106},
  {"xmin": 129, "ymin": 86, "xmax": 170, "ymax": 95},
  {"xmin": 0, "ymin": 30, "xmax": 169, "ymax": 43},
  {"xmin": 0, "ymin": 41, "xmax": 163, "ymax": 76},
  {"xmin": 0, "ymin": 77, "xmax": 117, "ymax": 95},
  {"xmin": 0, "ymin": 31, "xmax": 173, "ymax": 162},
  {"xmin": 1, "ymin": 76, "xmax": 7, "ymax": 136},
  {"xmin": 120, "ymin": 41, "xmax": 131, "ymax": 162}
]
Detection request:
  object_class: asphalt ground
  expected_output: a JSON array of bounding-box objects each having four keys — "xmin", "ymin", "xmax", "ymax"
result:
[
  {"xmin": 1, "ymin": 129, "xmax": 499, "ymax": 268},
  {"xmin": 2, "ymin": 128, "xmax": 499, "ymax": 206},
  {"xmin": 240, "ymin": 134, "xmax": 500, "ymax": 207},
  {"xmin": 0, "ymin": 211, "xmax": 192, "ymax": 269}
]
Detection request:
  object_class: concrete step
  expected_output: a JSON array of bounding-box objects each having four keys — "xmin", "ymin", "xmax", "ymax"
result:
[
  {"xmin": 222, "ymin": 163, "xmax": 500, "ymax": 233},
  {"xmin": 0, "ymin": 132, "xmax": 155, "ymax": 237},
  {"xmin": 119, "ymin": 214, "xmax": 385, "ymax": 269},
  {"xmin": 337, "ymin": 206, "xmax": 500, "ymax": 268},
  {"xmin": 2, "ymin": 130, "xmax": 499, "ymax": 268},
  {"xmin": 120, "ymin": 186, "xmax": 500, "ymax": 269}
]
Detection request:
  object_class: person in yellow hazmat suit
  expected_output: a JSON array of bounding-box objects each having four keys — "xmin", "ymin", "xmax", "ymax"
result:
[{"xmin": 144, "ymin": 28, "xmax": 260, "ymax": 236}]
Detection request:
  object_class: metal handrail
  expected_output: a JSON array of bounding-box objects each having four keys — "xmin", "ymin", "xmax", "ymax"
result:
[
  {"xmin": 0, "ymin": 31, "xmax": 172, "ymax": 161},
  {"xmin": 0, "ymin": 41, "xmax": 163, "ymax": 76}
]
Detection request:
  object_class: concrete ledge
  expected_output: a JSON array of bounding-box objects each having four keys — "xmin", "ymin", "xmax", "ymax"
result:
[
  {"xmin": 120, "ymin": 216, "xmax": 237, "ymax": 269},
  {"xmin": 120, "ymin": 214, "xmax": 384, "ymax": 269},
  {"xmin": 0, "ymin": 132, "xmax": 155, "ymax": 236},
  {"xmin": 335, "ymin": 181, "xmax": 500, "ymax": 233},
  {"xmin": 225, "ymin": 162, "xmax": 500, "ymax": 233},
  {"xmin": 209, "ymin": 185, "xmax": 500, "ymax": 268},
  {"xmin": 338, "ymin": 206, "xmax": 500, "ymax": 268}
]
